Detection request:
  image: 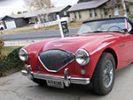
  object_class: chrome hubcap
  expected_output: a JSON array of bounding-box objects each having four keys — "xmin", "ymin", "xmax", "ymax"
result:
[{"xmin": 103, "ymin": 60, "xmax": 114, "ymax": 88}]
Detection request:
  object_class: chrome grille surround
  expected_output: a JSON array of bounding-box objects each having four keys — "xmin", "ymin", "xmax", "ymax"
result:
[{"xmin": 38, "ymin": 49, "xmax": 75, "ymax": 72}]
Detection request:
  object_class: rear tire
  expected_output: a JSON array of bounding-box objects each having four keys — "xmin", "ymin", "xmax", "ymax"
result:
[{"xmin": 92, "ymin": 52, "xmax": 115, "ymax": 95}]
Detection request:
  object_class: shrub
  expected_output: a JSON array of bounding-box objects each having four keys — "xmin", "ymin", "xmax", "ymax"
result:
[
  {"xmin": 0, "ymin": 47, "xmax": 24, "ymax": 76},
  {"xmin": 0, "ymin": 39, "xmax": 4, "ymax": 59},
  {"xmin": 129, "ymin": 14, "xmax": 133, "ymax": 18}
]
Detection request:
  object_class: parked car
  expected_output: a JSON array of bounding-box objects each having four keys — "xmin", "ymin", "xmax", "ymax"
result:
[{"xmin": 19, "ymin": 17, "xmax": 133, "ymax": 95}]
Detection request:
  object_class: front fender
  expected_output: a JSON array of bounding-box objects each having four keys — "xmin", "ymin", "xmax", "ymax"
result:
[
  {"xmin": 82, "ymin": 41, "xmax": 116, "ymax": 78},
  {"xmin": 23, "ymin": 39, "xmax": 55, "ymax": 65}
]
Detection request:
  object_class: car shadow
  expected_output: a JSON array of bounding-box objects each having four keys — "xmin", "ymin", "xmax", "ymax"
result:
[{"xmin": 25, "ymin": 64, "xmax": 133, "ymax": 100}]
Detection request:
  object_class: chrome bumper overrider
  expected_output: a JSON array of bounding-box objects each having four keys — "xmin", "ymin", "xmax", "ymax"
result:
[{"xmin": 21, "ymin": 70, "xmax": 90, "ymax": 86}]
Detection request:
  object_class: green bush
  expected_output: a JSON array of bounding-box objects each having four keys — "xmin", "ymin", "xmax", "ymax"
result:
[
  {"xmin": 0, "ymin": 39, "xmax": 4, "ymax": 59},
  {"xmin": 0, "ymin": 47, "xmax": 24, "ymax": 76},
  {"xmin": 129, "ymin": 14, "xmax": 133, "ymax": 18}
]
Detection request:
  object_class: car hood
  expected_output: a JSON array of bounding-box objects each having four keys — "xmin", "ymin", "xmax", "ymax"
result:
[{"xmin": 42, "ymin": 33, "xmax": 119, "ymax": 53}]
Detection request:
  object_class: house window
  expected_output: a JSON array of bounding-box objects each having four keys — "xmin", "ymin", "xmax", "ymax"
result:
[
  {"xmin": 104, "ymin": 8, "xmax": 108, "ymax": 16},
  {"xmin": 126, "ymin": 6, "xmax": 130, "ymax": 14},
  {"xmin": 114, "ymin": 6, "xmax": 119, "ymax": 16},
  {"xmin": 74, "ymin": 13, "xmax": 77, "ymax": 19},
  {"xmin": 89, "ymin": 10, "xmax": 92, "ymax": 17},
  {"xmin": 78, "ymin": 12, "xmax": 81, "ymax": 19},
  {"xmin": 63, "ymin": 11, "xmax": 67, "ymax": 16},
  {"xmin": 94, "ymin": 9, "xmax": 97, "ymax": 17}
]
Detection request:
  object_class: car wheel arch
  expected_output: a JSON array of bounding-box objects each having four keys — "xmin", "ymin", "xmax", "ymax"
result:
[
  {"xmin": 102, "ymin": 48, "xmax": 118, "ymax": 69},
  {"xmin": 89, "ymin": 48, "xmax": 117, "ymax": 89},
  {"xmin": 89, "ymin": 47, "xmax": 118, "ymax": 83},
  {"xmin": 92, "ymin": 47, "xmax": 118, "ymax": 74}
]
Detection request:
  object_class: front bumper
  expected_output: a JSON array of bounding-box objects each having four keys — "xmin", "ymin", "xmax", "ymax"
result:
[{"xmin": 21, "ymin": 70, "xmax": 90, "ymax": 87}]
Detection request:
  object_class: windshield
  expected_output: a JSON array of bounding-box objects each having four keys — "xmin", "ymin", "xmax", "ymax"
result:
[{"xmin": 78, "ymin": 18, "xmax": 127, "ymax": 34}]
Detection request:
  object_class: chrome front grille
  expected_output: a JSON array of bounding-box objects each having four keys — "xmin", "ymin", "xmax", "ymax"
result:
[{"xmin": 38, "ymin": 49, "xmax": 74, "ymax": 72}]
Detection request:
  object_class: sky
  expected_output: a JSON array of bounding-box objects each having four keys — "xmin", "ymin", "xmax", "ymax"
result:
[
  {"xmin": 0, "ymin": 0, "xmax": 26, "ymax": 17},
  {"xmin": 0, "ymin": 0, "xmax": 78, "ymax": 17}
]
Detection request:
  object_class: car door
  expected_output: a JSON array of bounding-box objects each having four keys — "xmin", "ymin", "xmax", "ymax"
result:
[
  {"xmin": 124, "ymin": 33, "xmax": 133, "ymax": 63},
  {"xmin": 129, "ymin": 34, "xmax": 133, "ymax": 62},
  {"xmin": 122, "ymin": 21, "xmax": 133, "ymax": 64},
  {"xmin": 117, "ymin": 21, "xmax": 133, "ymax": 68},
  {"xmin": 119, "ymin": 34, "xmax": 131, "ymax": 66},
  {"xmin": 127, "ymin": 21, "xmax": 133, "ymax": 62}
]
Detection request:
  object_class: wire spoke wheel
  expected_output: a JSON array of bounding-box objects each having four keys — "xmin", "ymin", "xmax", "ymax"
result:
[
  {"xmin": 92, "ymin": 52, "xmax": 115, "ymax": 95},
  {"xmin": 103, "ymin": 60, "xmax": 114, "ymax": 88}
]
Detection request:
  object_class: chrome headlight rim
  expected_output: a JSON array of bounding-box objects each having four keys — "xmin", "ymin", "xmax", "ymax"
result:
[
  {"xmin": 19, "ymin": 48, "xmax": 28, "ymax": 62},
  {"xmin": 75, "ymin": 49, "xmax": 90, "ymax": 66}
]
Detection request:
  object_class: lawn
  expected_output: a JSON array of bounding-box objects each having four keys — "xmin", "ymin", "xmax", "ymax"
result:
[{"xmin": 1, "ymin": 46, "xmax": 19, "ymax": 57}]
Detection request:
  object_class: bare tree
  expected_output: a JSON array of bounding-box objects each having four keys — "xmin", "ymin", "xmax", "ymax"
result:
[{"xmin": 24, "ymin": 0, "xmax": 51, "ymax": 11}]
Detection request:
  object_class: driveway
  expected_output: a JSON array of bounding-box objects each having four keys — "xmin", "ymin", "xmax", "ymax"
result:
[{"xmin": 0, "ymin": 64, "xmax": 133, "ymax": 100}]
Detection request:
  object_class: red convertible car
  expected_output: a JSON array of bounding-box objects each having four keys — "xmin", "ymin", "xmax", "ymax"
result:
[{"xmin": 19, "ymin": 17, "xmax": 133, "ymax": 95}]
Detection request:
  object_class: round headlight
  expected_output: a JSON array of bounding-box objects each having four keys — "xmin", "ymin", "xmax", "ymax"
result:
[
  {"xmin": 75, "ymin": 49, "xmax": 90, "ymax": 66},
  {"xmin": 19, "ymin": 48, "xmax": 28, "ymax": 61}
]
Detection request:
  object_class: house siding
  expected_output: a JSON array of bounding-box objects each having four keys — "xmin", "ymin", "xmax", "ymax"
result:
[
  {"xmin": 129, "ymin": 4, "xmax": 133, "ymax": 15},
  {"xmin": 1, "ymin": 16, "xmax": 29, "ymax": 29},
  {"xmin": 69, "ymin": 0, "xmax": 133, "ymax": 22},
  {"xmin": 69, "ymin": 6, "xmax": 106, "ymax": 22}
]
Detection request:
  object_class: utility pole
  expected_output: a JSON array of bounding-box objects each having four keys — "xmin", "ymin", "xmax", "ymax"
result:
[{"xmin": 122, "ymin": 0, "xmax": 128, "ymax": 17}]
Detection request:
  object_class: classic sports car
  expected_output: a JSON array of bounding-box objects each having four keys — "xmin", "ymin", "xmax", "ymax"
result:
[{"xmin": 19, "ymin": 17, "xmax": 133, "ymax": 95}]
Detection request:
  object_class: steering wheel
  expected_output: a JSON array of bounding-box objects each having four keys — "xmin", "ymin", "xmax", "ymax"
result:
[{"xmin": 107, "ymin": 26, "xmax": 124, "ymax": 32}]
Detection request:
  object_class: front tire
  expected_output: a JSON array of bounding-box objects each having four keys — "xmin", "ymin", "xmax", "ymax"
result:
[{"xmin": 92, "ymin": 52, "xmax": 115, "ymax": 95}]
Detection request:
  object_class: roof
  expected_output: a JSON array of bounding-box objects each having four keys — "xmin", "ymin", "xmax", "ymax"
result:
[
  {"xmin": 9, "ymin": 14, "xmax": 24, "ymax": 18},
  {"xmin": 44, "ymin": 6, "xmax": 70, "ymax": 14},
  {"xmin": 23, "ymin": 5, "xmax": 70, "ymax": 18},
  {"xmin": 125, "ymin": 0, "xmax": 133, "ymax": 3},
  {"xmin": 0, "ymin": 16, "xmax": 4, "ymax": 21},
  {"xmin": 68, "ymin": 0, "xmax": 109, "ymax": 12},
  {"xmin": 0, "ymin": 5, "xmax": 70, "ymax": 20},
  {"xmin": 0, "ymin": 15, "xmax": 24, "ymax": 21}
]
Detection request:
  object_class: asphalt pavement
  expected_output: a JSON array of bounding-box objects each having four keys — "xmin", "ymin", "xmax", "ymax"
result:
[
  {"xmin": 0, "ymin": 64, "xmax": 133, "ymax": 100},
  {"xmin": 0, "ymin": 29, "xmax": 78, "ymax": 41}
]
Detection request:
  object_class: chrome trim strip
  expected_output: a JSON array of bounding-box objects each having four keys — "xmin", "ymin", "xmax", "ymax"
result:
[
  {"xmin": 20, "ymin": 48, "xmax": 28, "ymax": 55},
  {"xmin": 75, "ymin": 49, "xmax": 90, "ymax": 66},
  {"xmin": 32, "ymin": 73, "xmax": 90, "ymax": 85},
  {"xmin": 21, "ymin": 70, "xmax": 28, "ymax": 76},
  {"xmin": 38, "ymin": 50, "xmax": 75, "ymax": 73},
  {"xmin": 33, "ymin": 73, "xmax": 65, "ymax": 81},
  {"xmin": 76, "ymin": 49, "xmax": 90, "ymax": 57}
]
